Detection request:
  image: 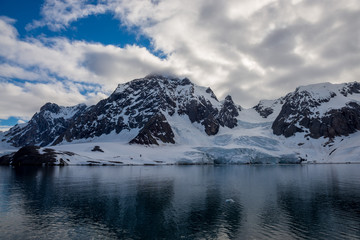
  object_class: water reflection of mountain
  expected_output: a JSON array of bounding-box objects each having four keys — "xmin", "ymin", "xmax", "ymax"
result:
[
  {"xmin": 1, "ymin": 166, "xmax": 245, "ymax": 239},
  {"xmin": 184, "ymin": 187, "xmax": 243, "ymax": 239},
  {"xmin": 277, "ymin": 167, "xmax": 360, "ymax": 240},
  {"xmin": 1, "ymin": 165, "xmax": 360, "ymax": 239}
]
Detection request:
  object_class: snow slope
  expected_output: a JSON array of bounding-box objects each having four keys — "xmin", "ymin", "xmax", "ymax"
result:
[
  {"xmin": 0, "ymin": 132, "xmax": 16, "ymax": 156},
  {"xmin": 284, "ymin": 82, "xmax": 360, "ymax": 118},
  {"xmin": 45, "ymin": 105, "xmax": 360, "ymax": 165},
  {"xmin": 1, "ymin": 78, "xmax": 360, "ymax": 165}
]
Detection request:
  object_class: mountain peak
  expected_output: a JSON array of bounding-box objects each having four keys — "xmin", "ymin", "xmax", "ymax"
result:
[
  {"xmin": 40, "ymin": 102, "xmax": 61, "ymax": 113},
  {"xmin": 273, "ymin": 81, "xmax": 360, "ymax": 138},
  {"xmin": 114, "ymin": 74, "xmax": 193, "ymax": 95},
  {"xmin": 224, "ymin": 95, "xmax": 234, "ymax": 102},
  {"xmin": 3, "ymin": 76, "xmax": 360, "ymax": 149},
  {"xmin": 292, "ymin": 82, "xmax": 360, "ymax": 100},
  {"xmin": 48, "ymin": 74, "xmax": 229, "ymax": 145}
]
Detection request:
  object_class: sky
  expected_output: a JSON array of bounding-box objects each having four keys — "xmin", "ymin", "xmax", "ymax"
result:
[{"xmin": 0, "ymin": 0, "xmax": 359, "ymax": 131}]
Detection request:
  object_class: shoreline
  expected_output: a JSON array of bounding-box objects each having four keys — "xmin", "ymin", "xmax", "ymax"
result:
[{"xmin": 1, "ymin": 161, "xmax": 359, "ymax": 167}]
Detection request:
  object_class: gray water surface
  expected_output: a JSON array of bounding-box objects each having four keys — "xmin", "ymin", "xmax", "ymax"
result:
[{"xmin": 1, "ymin": 165, "xmax": 360, "ymax": 239}]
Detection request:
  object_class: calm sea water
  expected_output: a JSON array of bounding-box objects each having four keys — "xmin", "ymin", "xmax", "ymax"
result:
[{"xmin": 0, "ymin": 165, "xmax": 360, "ymax": 240}]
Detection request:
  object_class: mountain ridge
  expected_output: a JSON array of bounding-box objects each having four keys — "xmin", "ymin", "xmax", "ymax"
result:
[
  {"xmin": 1, "ymin": 75, "xmax": 360, "ymax": 165},
  {"xmin": 3, "ymin": 74, "xmax": 241, "ymax": 147},
  {"xmin": 272, "ymin": 81, "xmax": 360, "ymax": 138}
]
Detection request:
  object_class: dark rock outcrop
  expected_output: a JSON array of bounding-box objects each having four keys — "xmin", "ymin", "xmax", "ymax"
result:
[
  {"xmin": 218, "ymin": 95, "xmax": 240, "ymax": 128},
  {"xmin": 2, "ymin": 76, "xmax": 360, "ymax": 149},
  {"xmin": 3, "ymin": 74, "xmax": 242, "ymax": 146},
  {"xmin": 254, "ymin": 105, "xmax": 273, "ymax": 118},
  {"xmin": 130, "ymin": 113, "xmax": 175, "ymax": 145},
  {"xmin": 253, "ymin": 98, "xmax": 284, "ymax": 119},
  {"xmin": 340, "ymin": 82, "xmax": 360, "ymax": 96},
  {"xmin": 4, "ymin": 103, "xmax": 86, "ymax": 147},
  {"xmin": 205, "ymin": 87, "xmax": 218, "ymax": 101},
  {"xmin": 272, "ymin": 82, "xmax": 360, "ymax": 138},
  {"xmin": 91, "ymin": 146, "xmax": 104, "ymax": 152},
  {"xmin": 311, "ymin": 103, "xmax": 360, "ymax": 138},
  {"xmin": 0, "ymin": 146, "xmax": 57, "ymax": 166},
  {"xmin": 181, "ymin": 97, "xmax": 220, "ymax": 135},
  {"xmin": 54, "ymin": 75, "xmax": 227, "ymax": 144}
]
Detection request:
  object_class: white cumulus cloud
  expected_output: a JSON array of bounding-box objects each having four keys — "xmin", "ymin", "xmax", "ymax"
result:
[{"xmin": 0, "ymin": 0, "xmax": 359, "ymax": 124}]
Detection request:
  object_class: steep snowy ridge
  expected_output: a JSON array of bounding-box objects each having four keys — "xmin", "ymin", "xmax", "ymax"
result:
[
  {"xmin": 2, "ymin": 75, "xmax": 239, "ymax": 147},
  {"xmin": 54, "ymin": 74, "xmax": 236, "ymax": 145},
  {"xmin": 273, "ymin": 82, "xmax": 360, "ymax": 138},
  {"xmin": 1, "ymin": 76, "xmax": 360, "ymax": 165},
  {"xmin": 3, "ymin": 103, "xmax": 87, "ymax": 147},
  {"xmin": 253, "ymin": 98, "xmax": 284, "ymax": 120},
  {"xmin": 285, "ymin": 82, "xmax": 360, "ymax": 118},
  {"xmin": 42, "ymin": 103, "xmax": 87, "ymax": 120}
]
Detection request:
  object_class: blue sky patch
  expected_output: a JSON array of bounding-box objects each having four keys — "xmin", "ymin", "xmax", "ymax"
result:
[{"xmin": 0, "ymin": 116, "xmax": 25, "ymax": 128}]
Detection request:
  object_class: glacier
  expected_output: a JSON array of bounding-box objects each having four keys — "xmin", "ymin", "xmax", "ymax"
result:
[{"xmin": 1, "ymin": 76, "xmax": 360, "ymax": 165}]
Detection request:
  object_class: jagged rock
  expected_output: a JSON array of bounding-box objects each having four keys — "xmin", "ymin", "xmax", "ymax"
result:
[
  {"xmin": 3, "ymin": 76, "xmax": 360, "ymax": 147},
  {"xmin": 0, "ymin": 146, "xmax": 57, "ymax": 166},
  {"xmin": 55, "ymin": 74, "xmax": 225, "ymax": 143},
  {"xmin": 273, "ymin": 82, "xmax": 360, "ymax": 138},
  {"xmin": 253, "ymin": 98, "xmax": 284, "ymax": 119},
  {"xmin": 3, "ymin": 75, "xmax": 246, "ymax": 146},
  {"xmin": 202, "ymin": 115, "xmax": 220, "ymax": 135},
  {"xmin": 91, "ymin": 146, "xmax": 104, "ymax": 152},
  {"xmin": 218, "ymin": 95, "xmax": 239, "ymax": 128},
  {"xmin": 340, "ymin": 82, "xmax": 360, "ymax": 96},
  {"xmin": 4, "ymin": 103, "xmax": 86, "ymax": 147},
  {"xmin": 0, "ymin": 154, "xmax": 11, "ymax": 165},
  {"xmin": 254, "ymin": 106, "xmax": 273, "ymax": 118},
  {"xmin": 317, "ymin": 103, "xmax": 360, "ymax": 138},
  {"xmin": 206, "ymin": 87, "xmax": 218, "ymax": 101},
  {"xmin": 40, "ymin": 102, "xmax": 61, "ymax": 113},
  {"xmin": 129, "ymin": 113, "xmax": 175, "ymax": 145},
  {"xmin": 182, "ymin": 97, "xmax": 220, "ymax": 135}
]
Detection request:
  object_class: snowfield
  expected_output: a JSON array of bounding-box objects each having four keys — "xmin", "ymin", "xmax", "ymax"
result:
[
  {"xmin": 1, "ymin": 78, "xmax": 360, "ymax": 165},
  {"xmin": 3, "ymin": 106, "xmax": 356, "ymax": 166}
]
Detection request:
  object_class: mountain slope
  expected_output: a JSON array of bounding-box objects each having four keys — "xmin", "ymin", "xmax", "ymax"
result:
[
  {"xmin": 272, "ymin": 82, "xmax": 360, "ymax": 138},
  {"xmin": 4, "ymin": 103, "xmax": 86, "ymax": 147},
  {"xmin": 1, "ymin": 77, "xmax": 360, "ymax": 165},
  {"xmin": 54, "ymin": 74, "xmax": 240, "ymax": 145},
  {"xmin": 3, "ymin": 75, "xmax": 240, "ymax": 147}
]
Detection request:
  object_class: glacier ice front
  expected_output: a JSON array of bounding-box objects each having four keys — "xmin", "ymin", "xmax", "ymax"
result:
[
  {"xmin": 196, "ymin": 147, "xmax": 298, "ymax": 164},
  {"xmin": 1, "ymin": 76, "xmax": 360, "ymax": 165}
]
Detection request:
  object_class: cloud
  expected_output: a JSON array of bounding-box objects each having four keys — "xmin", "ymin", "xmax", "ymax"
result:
[
  {"xmin": 26, "ymin": 0, "xmax": 109, "ymax": 31},
  {"xmin": 0, "ymin": 81, "xmax": 82, "ymax": 119},
  {"xmin": 1, "ymin": 0, "xmax": 359, "ymax": 124},
  {"xmin": 0, "ymin": 126, "xmax": 12, "ymax": 132},
  {"xmin": 0, "ymin": 18, "xmax": 175, "ymax": 120},
  {"xmin": 110, "ymin": 0, "xmax": 359, "ymax": 104},
  {"xmin": 82, "ymin": 44, "xmax": 173, "ymax": 83},
  {"xmin": 0, "ymin": 64, "xmax": 42, "ymax": 81}
]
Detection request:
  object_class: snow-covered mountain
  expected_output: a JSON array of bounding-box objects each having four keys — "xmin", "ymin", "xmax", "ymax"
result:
[
  {"xmin": 2, "ymin": 75, "xmax": 240, "ymax": 147},
  {"xmin": 4, "ymin": 103, "xmax": 86, "ymax": 147},
  {"xmin": 1, "ymin": 76, "xmax": 360, "ymax": 165},
  {"xmin": 253, "ymin": 98, "xmax": 284, "ymax": 120},
  {"xmin": 272, "ymin": 82, "xmax": 360, "ymax": 138}
]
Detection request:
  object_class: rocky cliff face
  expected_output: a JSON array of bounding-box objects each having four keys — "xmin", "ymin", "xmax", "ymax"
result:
[
  {"xmin": 253, "ymin": 98, "xmax": 284, "ymax": 119},
  {"xmin": 218, "ymin": 95, "xmax": 240, "ymax": 128},
  {"xmin": 3, "ymin": 76, "xmax": 360, "ymax": 147},
  {"xmin": 54, "ymin": 74, "xmax": 233, "ymax": 144},
  {"xmin": 0, "ymin": 146, "xmax": 58, "ymax": 166},
  {"xmin": 3, "ymin": 75, "xmax": 241, "ymax": 146},
  {"xmin": 129, "ymin": 112, "xmax": 175, "ymax": 145},
  {"xmin": 4, "ymin": 103, "xmax": 86, "ymax": 147},
  {"xmin": 272, "ymin": 82, "xmax": 360, "ymax": 138}
]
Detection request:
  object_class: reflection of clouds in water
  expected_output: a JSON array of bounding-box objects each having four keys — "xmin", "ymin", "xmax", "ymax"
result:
[{"xmin": 0, "ymin": 165, "xmax": 360, "ymax": 239}]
